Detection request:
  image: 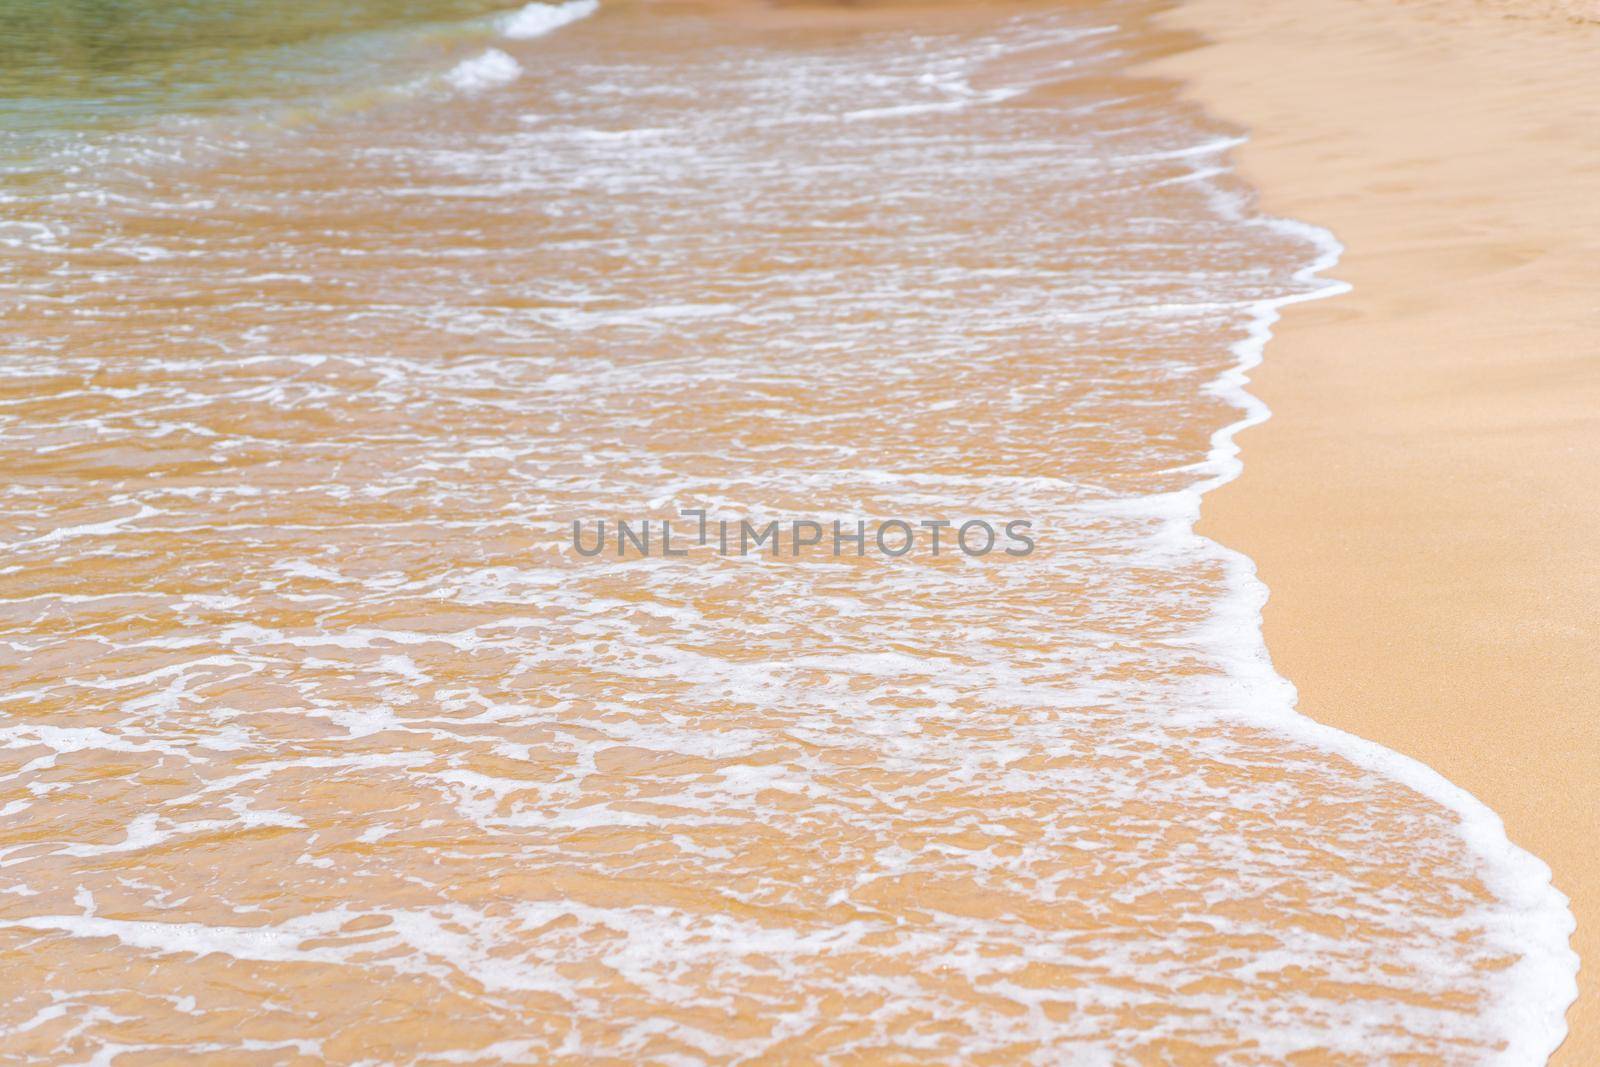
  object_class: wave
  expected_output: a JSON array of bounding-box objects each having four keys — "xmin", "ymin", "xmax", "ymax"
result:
[
  {"xmin": 0, "ymin": 6, "xmax": 1577, "ymax": 1060},
  {"xmin": 444, "ymin": 48, "xmax": 524, "ymax": 93},
  {"xmin": 498, "ymin": 0, "xmax": 599, "ymax": 41},
  {"xmin": 437, "ymin": 2, "xmax": 597, "ymax": 96}
]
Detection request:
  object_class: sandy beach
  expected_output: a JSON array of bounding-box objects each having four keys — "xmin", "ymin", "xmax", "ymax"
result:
[
  {"xmin": 1157, "ymin": 0, "xmax": 1600, "ymax": 1058},
  {"xmin": 0, "ymin": 0, "xmax": 1589, "ymax": 1057}
]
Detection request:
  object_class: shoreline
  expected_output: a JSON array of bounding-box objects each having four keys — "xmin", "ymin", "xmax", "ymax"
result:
[{"xmin": 1154, "ymin": 0, "xmax": 1600, "ymax": 1058}]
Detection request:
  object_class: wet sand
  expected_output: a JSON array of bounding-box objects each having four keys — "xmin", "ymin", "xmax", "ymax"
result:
[{"xmin": 1155, "ymin": 0, "xmax": 1600, "ymax": 1059}]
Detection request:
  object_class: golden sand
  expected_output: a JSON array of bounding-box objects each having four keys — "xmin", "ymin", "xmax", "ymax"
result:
[{"xmin": 1155, "ymin": 0, "xmax": 1600, "ymax": 1058}]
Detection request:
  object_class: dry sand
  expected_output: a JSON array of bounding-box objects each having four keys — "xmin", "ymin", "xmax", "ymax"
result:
[{"xmin": 1154, "ymin": 0, "xmax": 1600, "ymax": 1058}]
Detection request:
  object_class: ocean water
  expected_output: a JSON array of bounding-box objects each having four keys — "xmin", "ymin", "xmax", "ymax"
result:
[{"xmin": 0, "ymin": 0, "xmax": 1576, "ymax": 1062}]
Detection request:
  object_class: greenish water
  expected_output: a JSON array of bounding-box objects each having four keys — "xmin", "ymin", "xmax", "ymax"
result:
[{"xmin": 0, "ymin": 0, "xmax": 519, "ymax": 137}]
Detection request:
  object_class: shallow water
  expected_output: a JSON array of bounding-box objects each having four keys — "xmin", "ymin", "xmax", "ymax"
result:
[
  {"xmin": 0, "ymin": 0, "xmax": 1573, "ymax": 1062},
  {"xmin": 0, "ymin": 0, "xmax": 508, "ymax": 115}
]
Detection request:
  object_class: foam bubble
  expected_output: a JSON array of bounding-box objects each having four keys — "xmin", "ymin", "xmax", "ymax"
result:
[{"xmin": 444, "ymin": 48, "xmax": 523, "ymax": 94}]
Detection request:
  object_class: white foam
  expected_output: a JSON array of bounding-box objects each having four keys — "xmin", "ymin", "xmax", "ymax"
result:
[
  {"xmin": 498, "ymin": 0, "xmax": 598, "ymax": 40},
  {"xmin": 444, "ymin": 49, "xmax": 523, "ymax": 94}
]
